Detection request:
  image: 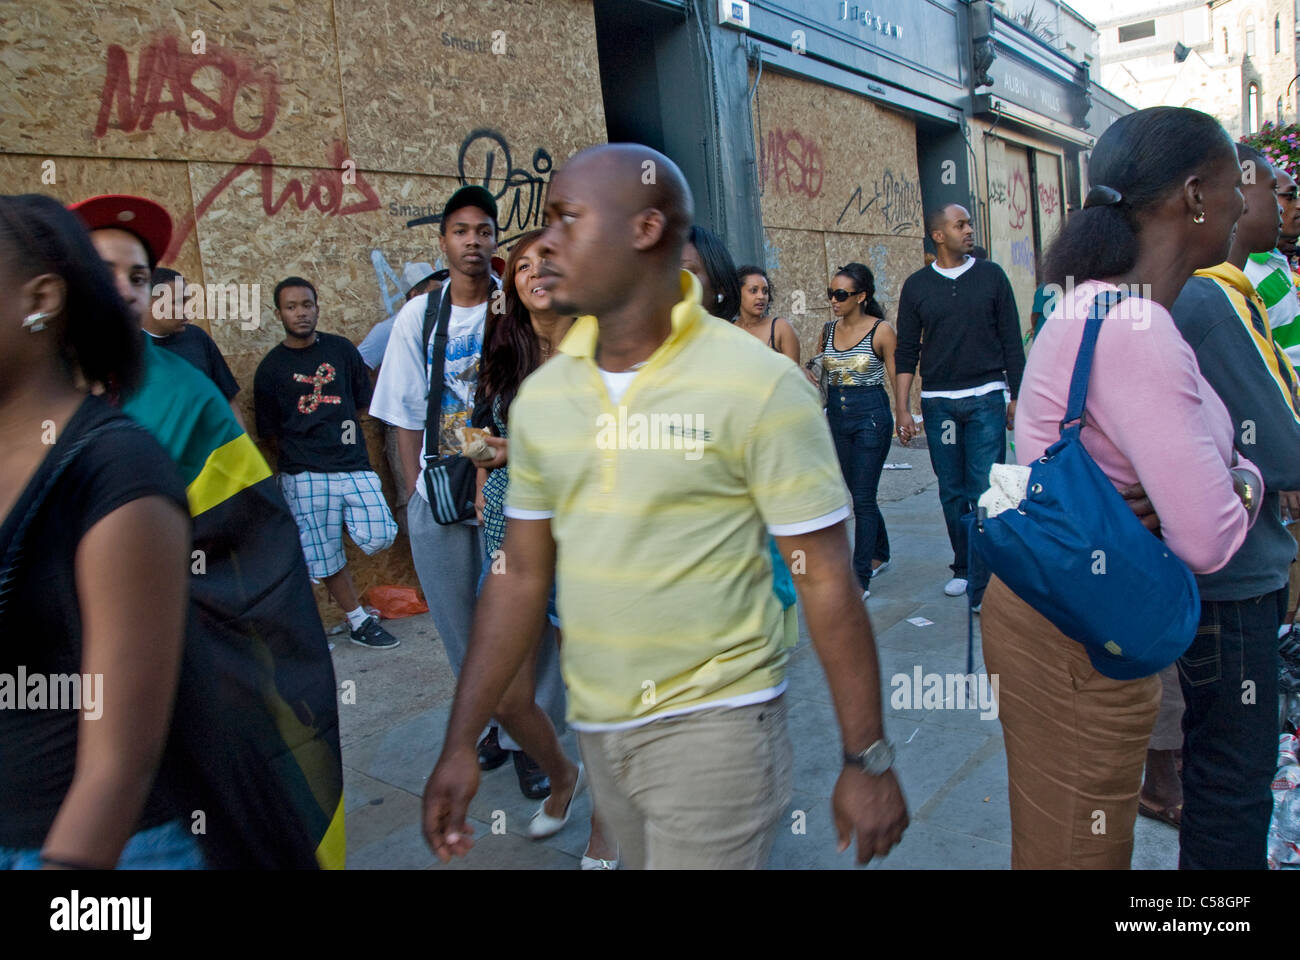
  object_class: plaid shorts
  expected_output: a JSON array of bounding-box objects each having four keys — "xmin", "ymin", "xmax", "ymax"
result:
[{"xmin": 279, "ymin": 470, "xmax": 398, "ymax": 579}]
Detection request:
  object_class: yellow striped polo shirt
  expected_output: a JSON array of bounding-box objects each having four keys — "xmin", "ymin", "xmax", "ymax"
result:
[{"xmin": 505, "ymin": 270, "xmax": 850, "ymax": 729}]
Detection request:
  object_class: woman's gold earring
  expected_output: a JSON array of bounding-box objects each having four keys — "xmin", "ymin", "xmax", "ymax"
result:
[{"xmin": 1193, "ymin": 211, "xmax": 1206, "ymax": 224}]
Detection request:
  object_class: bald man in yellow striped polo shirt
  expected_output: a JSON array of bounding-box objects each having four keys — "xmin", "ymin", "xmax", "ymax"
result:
[{"xmin": 423, "ymin": 144, "xmax": 909, "ymax": 869}]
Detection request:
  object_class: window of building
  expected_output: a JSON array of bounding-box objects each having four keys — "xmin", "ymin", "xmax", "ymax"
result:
[
  {"xmin": 1224, "ymin": 27, "xmax": 1229, "ymax": 54},
  {"xmin": 1246, "ymin": 18, "xmax": 1256, "ymax": 57},
  {"xmin": 1277, "ymin": 15, "xmax": 1283, "ymax": 54},
  {"xmin": 1280, "ymin": 96, "xmax": 1286, "ymax": 124},
  {"xmin": 1118, "ymin": 19, "xmax": 1156, "ymax": 43},
  {"xmin": 1249, "ymin": 83, "xmax": 1260, "ymax": 132}
]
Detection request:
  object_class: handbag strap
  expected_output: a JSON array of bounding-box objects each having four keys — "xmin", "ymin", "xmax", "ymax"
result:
[{"xmin": 1060, "ymin": 289, "xmax": 1127, "ymax": 435}]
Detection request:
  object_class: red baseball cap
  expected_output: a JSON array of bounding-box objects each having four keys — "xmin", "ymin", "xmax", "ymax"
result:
[{"xmin": 68, "ymin": 194, "xmax": 173, "ymax": 268}]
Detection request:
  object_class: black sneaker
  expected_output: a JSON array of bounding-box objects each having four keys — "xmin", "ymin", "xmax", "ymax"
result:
[
  {"xmin": 513, "ymin": 750, "xmax": 551, "ymax": 800},
  {"xmin": 477, "ymin": 727, "xmax": 510, "ymax": 771},
  {"xmin": 350, "ymin": 615, "xmax": 400, "ymax": 649}
]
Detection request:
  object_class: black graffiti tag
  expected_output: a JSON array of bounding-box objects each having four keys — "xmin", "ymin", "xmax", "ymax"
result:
[{"xmin": 456, "ymin": 128, "xmax": 553, "ymax": 243}]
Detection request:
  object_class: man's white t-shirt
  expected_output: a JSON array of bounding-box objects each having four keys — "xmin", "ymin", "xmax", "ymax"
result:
[{"xmin": 369, "ymin": 290, "xmax": 487, "ymax": 504}]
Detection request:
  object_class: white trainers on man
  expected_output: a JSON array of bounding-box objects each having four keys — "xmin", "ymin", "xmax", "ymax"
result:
[{"xmin": 943, "ymin": 577, "xmax": 968, "ymax": 597}]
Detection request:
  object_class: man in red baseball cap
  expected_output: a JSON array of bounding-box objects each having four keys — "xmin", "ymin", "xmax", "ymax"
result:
[{"xmin": 70, "ymin": 195, "xmax": 173, "ymax": 328}]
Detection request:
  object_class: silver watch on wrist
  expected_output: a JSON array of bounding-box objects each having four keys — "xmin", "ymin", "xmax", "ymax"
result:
[{"xmin": 843, "ymin": 739, "xmax": 895, "ymax": 775}]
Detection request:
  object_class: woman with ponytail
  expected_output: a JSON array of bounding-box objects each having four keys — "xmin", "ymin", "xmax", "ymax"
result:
[
  {"xmin": 821, "ymin": 262, "xmax": 896, "ymax": 596},
  {"xmin": 980, "ymin": 106, "xmax": 1263, "ymax": 868}
]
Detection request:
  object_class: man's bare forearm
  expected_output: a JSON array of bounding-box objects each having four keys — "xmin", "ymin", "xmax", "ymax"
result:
[
  {"xmin": 893, "ymin": 372, "xmax": 914, "ymax": 416},
  {"xmin": 397, "ymin": 427, "xmax": 423, "ymax": 499},
  {"xmin": 780, "ymin": 527, "xmax": 885, "ymax": 753}
]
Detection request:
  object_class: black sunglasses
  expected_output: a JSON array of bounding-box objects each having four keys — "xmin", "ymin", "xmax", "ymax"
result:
[{"xmin": 827, "ymin": 288, "xmax": 860, "ymax": 302}]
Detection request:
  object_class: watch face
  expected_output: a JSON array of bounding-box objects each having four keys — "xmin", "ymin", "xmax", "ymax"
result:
[{"xmin": 864, "ymin": 741, "xmax": 894, "ymax": 774}]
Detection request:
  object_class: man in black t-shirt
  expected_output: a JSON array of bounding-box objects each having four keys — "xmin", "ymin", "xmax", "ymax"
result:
[
  {"xmin": 148, "ymin": 267, "xmax": 246, "ymax": 429},
  {"xmin": 254, "ymin": 276, "xmax": 399, "ymax": 649}
]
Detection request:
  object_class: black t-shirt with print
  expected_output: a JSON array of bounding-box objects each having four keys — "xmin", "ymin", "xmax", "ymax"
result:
[
  {"xmin": 253, "ymin": 332, "xmax": 374, "ymax": 475},
  {"xmin": 150, "ymin": 324, "xmax": 241, "ymax": 401},
  {"xmin": 0, "ymin": 394, "xmax": 190, "ymax": 848}
]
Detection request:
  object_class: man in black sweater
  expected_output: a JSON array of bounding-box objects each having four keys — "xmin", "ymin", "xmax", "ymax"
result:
[{"xmin": 894, "ymin": 204, "xmax": 1025, "ymax": 601}]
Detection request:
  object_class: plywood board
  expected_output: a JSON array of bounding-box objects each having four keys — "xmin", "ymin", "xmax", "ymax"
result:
[
  {"xmin": 0, "ymin": 153, "xmax": 208, "ymax": 319},
  {"xmin": 0, "ymin": 0, "xmax": 345, "ymax": 167},
  {"xmin": 334, "ymin": 0, "xmax": 606, "ymax": 177},
  {"xmin": 754, "ymin": 70, "xmax": 922, "ymax": 238}
]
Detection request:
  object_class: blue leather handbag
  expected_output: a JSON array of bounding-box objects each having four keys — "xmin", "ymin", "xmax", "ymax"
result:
[{"xmin": 969, "ymin": 290, "xmax": 1200, "ymax": 680}]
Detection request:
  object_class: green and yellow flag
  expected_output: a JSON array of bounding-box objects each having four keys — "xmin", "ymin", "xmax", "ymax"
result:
[{"xmin": 122, "ymin": 338, "xmax": 345, "ymax": 869}]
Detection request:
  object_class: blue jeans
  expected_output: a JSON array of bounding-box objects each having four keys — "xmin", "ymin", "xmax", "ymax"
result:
[
  {"xmin": 0, "ymin": 818, "xmax": 206, "ymax": 870},
  {"xmin": 1177, "ymin": 588, "xmax": 1285, "ymax": 870},
  {"xmin": 826, "ymin": 384, "xmax": 891, "ymax": 591},
  {"xmin": 920, "ymin": 392, "xmax": 1006, "ymax": 585}
]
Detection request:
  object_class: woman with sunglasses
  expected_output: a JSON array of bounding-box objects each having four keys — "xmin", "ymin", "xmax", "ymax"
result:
[{"xmin": 822, "ymin": 263, "xmax": 895, "ymax": 598}]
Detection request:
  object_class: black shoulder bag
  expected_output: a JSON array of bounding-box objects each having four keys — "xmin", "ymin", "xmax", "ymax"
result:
[{"xmin": 421, "ymin": 287, "xmax": 478, "ymax": 525}]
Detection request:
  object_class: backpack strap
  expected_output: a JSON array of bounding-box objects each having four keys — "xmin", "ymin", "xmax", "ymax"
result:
[
  {"xmin": 821, "ymin": 320, "xmax": 834, "ymax": 352},
  {"xmin": 1060, "ymin": 290, "xmax": 1127, "ymax": 436}
]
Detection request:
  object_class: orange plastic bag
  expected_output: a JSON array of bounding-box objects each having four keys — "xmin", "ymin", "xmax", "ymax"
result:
[{"xmin": 361, "ymin": 585, "xmax": 428, "ymax": 619}]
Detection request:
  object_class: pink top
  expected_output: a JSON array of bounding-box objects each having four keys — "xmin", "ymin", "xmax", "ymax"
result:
[{"xmin": 1016, "ymin": 280, "xmax": 1259, "ymax": 574}]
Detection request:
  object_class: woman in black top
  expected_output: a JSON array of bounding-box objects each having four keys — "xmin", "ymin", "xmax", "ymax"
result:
[
  {"xmin": 0, "ymin": 195, "xmax": 192, "ymax": 869},
  {"xmin": 735, "ymin": 265, "xmax": 800, "ymax": 365}
]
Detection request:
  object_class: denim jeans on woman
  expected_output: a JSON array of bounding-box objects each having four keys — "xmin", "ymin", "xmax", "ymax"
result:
[
  {"xmin": 826, "ymin": 384, "xmax": 891, "ymax": 591},
  {"xmin": 920, "ymin": 391, "xmax": 1006, "ymax": 596},
  {"xmin": 1177, "ymin": 587, "xmax": 1284, "ymax": 869}
]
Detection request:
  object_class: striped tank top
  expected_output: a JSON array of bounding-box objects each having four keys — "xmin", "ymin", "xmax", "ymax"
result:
[{"xmin": 823, "ymin": 318, "xmax": 886, "ymax": 386}]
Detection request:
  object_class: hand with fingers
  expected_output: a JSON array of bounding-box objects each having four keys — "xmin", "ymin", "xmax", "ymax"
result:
[
  {"xmin": 422, "ymin": 747, "xmax": 480, "ymax": 862},
  {"xmin": 1119, "ymin": 481, "xmax": 1161, "ymax": 535},
  {"xmin": 832, "ymin": 768, "xmax": 909, "ymax": 865}
]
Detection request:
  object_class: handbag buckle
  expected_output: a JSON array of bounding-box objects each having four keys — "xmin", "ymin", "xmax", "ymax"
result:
[{"xmin": 1059, "ymin": 411, "xmax": 1087, "ymax": 431}]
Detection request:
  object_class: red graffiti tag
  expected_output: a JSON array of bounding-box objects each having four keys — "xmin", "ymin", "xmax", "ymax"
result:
[
  {"xmin": 92, "ymin": 36, "xmax": 382, "ymax": 262},
  {"xmin": 293, "ymin": 363, "xmax": 341, "ymax": 414},
  {"xmin": 165, "ymin": 139, "xmax": 381, "ymax": 260},
  {"xmin": 1007, "ymin": 168, "xmax": 1030, "ymax": 231},
  {"xmin": 95, "ymin": 33, "xmax": 279, "ymax": 140},
  {"xmin": 760, "ymin": 129, "xmax": 824, "ymax": 199},
  {"xmin": 1037, "ymin": 182, "xmax": 1061, "ymax": 217}
]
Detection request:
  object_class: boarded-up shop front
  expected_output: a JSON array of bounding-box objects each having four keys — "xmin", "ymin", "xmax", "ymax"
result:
[
  {"xmin": 978, "ymin": 129, "xmax": 1067, "ymax": 342},
  {"xmin": 0, "ymin": 0, "xmax": 607, "ymax": 623},
  {"xmin": 752, "ymin": 69, "xmax": 924, "ymax": 414}
]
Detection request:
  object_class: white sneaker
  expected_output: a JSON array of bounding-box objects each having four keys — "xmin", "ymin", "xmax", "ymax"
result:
[
  {"xmin": 943, "ymin": 577, "xmax": 968, "ymax": 597},
  {"xmin": 870, "ymin": 560, "xmax": 892, "ymax": 579},
  {"xmin": 861, "ymin": 588, "xmax": 870, "ymax": 601}
]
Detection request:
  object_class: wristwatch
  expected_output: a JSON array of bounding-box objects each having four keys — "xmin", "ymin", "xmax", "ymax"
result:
[{"xmin": 843, "ymin": 739, "xmax": 895, "ymax": 775}]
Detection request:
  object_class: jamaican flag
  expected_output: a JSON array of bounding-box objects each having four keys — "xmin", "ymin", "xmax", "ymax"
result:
[{"xmin": 122, "ymin": 337, "xmax": 344, "ymax": 869}]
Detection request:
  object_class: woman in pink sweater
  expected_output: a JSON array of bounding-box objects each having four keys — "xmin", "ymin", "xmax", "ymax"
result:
[{"xmin": 981, "ymin": 106, "xmax": 1262, "ymax": 869}]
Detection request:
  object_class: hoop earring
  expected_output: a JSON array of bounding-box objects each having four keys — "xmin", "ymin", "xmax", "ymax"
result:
[
  {"xmin": 1192, "ymin": 212, "xmax": 1206, "ymax": 224},
  {"xmin": 22, "ymin": 311, "xmax": 51, "ymax": 332}
]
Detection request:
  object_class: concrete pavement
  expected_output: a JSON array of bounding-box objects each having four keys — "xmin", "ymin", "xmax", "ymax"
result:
[{"xmin": 336, "ymin": 439, "xmax": 1180, "ymax": 869}]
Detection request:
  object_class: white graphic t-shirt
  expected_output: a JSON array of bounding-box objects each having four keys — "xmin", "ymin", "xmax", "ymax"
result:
[{"xmin": 369, "ymin": 290, "xmax": 487, "ymax": 504}]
